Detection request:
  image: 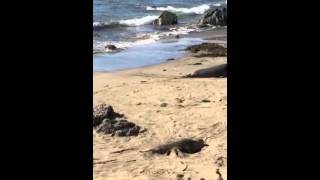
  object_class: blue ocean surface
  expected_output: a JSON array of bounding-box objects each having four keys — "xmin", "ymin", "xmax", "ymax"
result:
[{"xmin": 93, "ymin": 0, "xmax": 227, "ymax": 71}]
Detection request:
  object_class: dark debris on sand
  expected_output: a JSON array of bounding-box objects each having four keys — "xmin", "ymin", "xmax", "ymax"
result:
[{"xmin": 93, "ymin": 103, "xmax": 143, "ymax": 137}]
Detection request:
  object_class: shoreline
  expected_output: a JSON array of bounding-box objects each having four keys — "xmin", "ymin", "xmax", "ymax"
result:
[{"xmin": 93, "ymin": 27, "xmax": 227, "ymax": 73}]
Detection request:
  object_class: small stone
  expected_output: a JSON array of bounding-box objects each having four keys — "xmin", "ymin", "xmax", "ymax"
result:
[
  {"xmin": 160, "ymin": 103, "xmax": 168, "ymax": 107},
  {"xmin": 136, "ymin": 102, "xmax": 142, "ymax": 105},
  {"xmin": 201, "ymin": 99, "xmax": 211, "ymax": 103},
  {"xmin": 163, "ymin": 69, "xmax": 167, "ymax": 71}
]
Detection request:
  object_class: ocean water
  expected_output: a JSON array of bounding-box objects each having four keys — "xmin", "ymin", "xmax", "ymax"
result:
[{"xmin": 93, "ymin": 0, "xmax": 227, "ymax": 71}]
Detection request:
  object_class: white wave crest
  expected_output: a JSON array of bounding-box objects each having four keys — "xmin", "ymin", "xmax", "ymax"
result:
[
  {"xmin": 146, "ymin": 4, "xmax": 211, "ymax": 14},
  {"xmin": 119, "ymin": 15, "xmax": 158, "ymax": 26}
]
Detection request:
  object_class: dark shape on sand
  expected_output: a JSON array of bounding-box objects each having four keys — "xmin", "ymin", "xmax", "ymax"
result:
[
  {"xmin": 153, "ymin": 11, "xmax": 178, "ymax": 25},
  {"xmin": 160, "ymin": 103, "xmax": 168, "ymax": 107},
  {"xmin": 185, "ymin": 64, "xmax": 227, "ymax": 78},
  {"xmin": 199, "ymin": 7, "xmax": 227, "ymax": 26},
  {"xmin": 192, "ymin": 62, "xmax": 202, "ymax": 65},
  {"xmin": 177, "ymin": 174, "xmax": 184, "ymax": 180},
  {"xmin": 96, "ymin": 119, "xmax": 141, "ymax": 137},
  {"xmin": 93, "ymin": 103, "xmax": 143, "ymax": 137},
  {"xmin": 93, "ymin": 104, "xmax": 123, "ymax": 127},
  {"xmin": 167, "ymin": 58, "xmax": 175, "ymax": 61},
  {"xmin": 142, "ymin": 139, "xmax": 208, "ymax": 157},
  {"xmin": 105, "ymin": 44, "xmax": 117, "ymax": 50},
  {"xmin": 202, "ymin": 99, "xmax": 211, "ymax": 103},
  {"xmin": 185, "ymin": 43, "xmax": 227, "ymax": 57},
  {"xmin": 216, "ymin": 168, "xmax": 223, "ymax": 180}
]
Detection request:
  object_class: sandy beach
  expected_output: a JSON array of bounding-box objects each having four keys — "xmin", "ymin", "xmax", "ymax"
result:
[{"xmin": 93, "ymin": 39, "xmax": 227, "ymax": 179}]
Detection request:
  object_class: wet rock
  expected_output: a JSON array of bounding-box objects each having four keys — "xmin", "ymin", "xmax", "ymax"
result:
[
  {"xmin": 153, "ymin": 11, "xmax": 178, "ymax": 25},
  {"xmin": 185, "ymin": 43, "xmax": 227, "ymax": 57},
  {"xmin": 199, "ymin": 7, "xmax": 227, "ymax": 26},
  {"xmin": 167, "ymin": 58, "xmax": 175, "ymax": 61},
  {"xmin": 105, "ymin": 44, "xmax": 117, "ymax": 50}
]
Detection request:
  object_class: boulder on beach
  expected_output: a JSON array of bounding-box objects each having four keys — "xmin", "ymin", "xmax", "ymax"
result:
[
  {"xmin": 93, "ymin": 104, "xmax": 123, "ymax": 127},
  {"xmin": 184, "ymin": 64, "xmax": 227, "ymax": 78},
  {"xmin": 199, "ymin": 7, "xmax": 227, "ymax": 26},
  {"xmin": 96, "ymin": 119, "xmax": 141, "ymax": 137},
  {"xmin": 93, "ymin": 103, "xmax": 143, "ymax": 137},
  {"xmin": 153, "ymin": 11, "xmax": 178, "ymax": 25}
]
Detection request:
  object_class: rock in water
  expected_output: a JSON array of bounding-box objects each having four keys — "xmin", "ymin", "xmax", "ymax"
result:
[
  {"xmin": 93, "ymin": 104, "xmax": 123, "ymax": 127},
  {"xmin": 153, "ymin": 11, "xmax": 178, "ymax": 25},
  {"xmin": 105, "ymin": 44, "xmax": 117, "ymax": 50},
  {"xmin": 199, "ymin": 7, "xmax": 227, "ymax": 26}
]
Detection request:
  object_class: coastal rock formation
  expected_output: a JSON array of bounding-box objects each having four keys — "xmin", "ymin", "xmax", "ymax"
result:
[
  {"xmin": 185, "ymin": 64, "xmax": 227, "ymax": 78},
  {"xmin": 153, "ymin": 11, "xmax": 178, "ymax": 25},
  {"xmin": 105, "ymin": 45, "xmax": 117, "ymax": 50},
  {"xmin": 93, "ymin": 103, "xmax": 142, "ymax": 136},
  {"xmin": 199, "ymin": 7, "xmax": 227, "ymax": 26},
  {"xmin": 186, "ymin": 43, "xmax": 227, "ymax": 57}
]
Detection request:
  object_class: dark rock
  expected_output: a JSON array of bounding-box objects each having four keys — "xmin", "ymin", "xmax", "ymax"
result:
[
  {"xmin": 201, "ymin": 99, "xmax": 211, "ymax": 103},
  {"xmin": 175, "ymin": 35, "xmax": 180, "ymax": 39},
  {"xmin": 163, "ymin": 69, "xmax": 167, "ymax": 71},
  {"xmin": 105, "ymin": 44, "xmax": 117, "ymax": 50},
  {"xmin": 185, "ymin": 64, "xmax": 227, "ymax": 78},
  {"xmin": 199, "ymin": 7, "xmax": 227, "ymax": 26},
  {"xmin": 93, "ymin": 103, "xmax": 143, "ymax": 137},
  {"xmin": 185, "ymin": 43, "xmax": 227, "ymax": 57},
  {"xmin": 93, "ymin": 104, "xmax": 123, "ymax": 127},
  {"xmin": 167, "ymin": 58, "xmax": 175, "ymax": 61},
  {"xmin": 192, "ymin": 62, "xmax": 202, "ymax": 65},
  {"xmin": 177, "ymin": 174, "xmax": 184, "ymax": 180},
  {"xmin": 160, "ymin": 103, "xmax": 168, "ymax": 107},
  {"xmin": 96, "ymin": 118, "xmax": 141, "ymax": 137},
  {"xmin": 153, "ymin": 11, "xmax": 178, "ymax": 25}
]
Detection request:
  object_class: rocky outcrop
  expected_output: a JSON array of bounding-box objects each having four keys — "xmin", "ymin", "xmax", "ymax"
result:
[
  {"xmin": 153, "ymin": 11, "xmax": 178, "ymax": 25},
  {"xmin": 199, "ymin": 7, "xmax": 227, "ymax": 26},
  {"xmin": 93, "ymin": 103, "xmax": 143, "ymax": 137},
  {"xmin": 185, "ymin": 43, "xmax": 227, "ymax": 57}
]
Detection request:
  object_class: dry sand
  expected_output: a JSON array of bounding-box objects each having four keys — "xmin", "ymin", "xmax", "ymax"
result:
[{"xmin": 93, "ymin": 50, "xmax": 227, "ymax": 180}]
